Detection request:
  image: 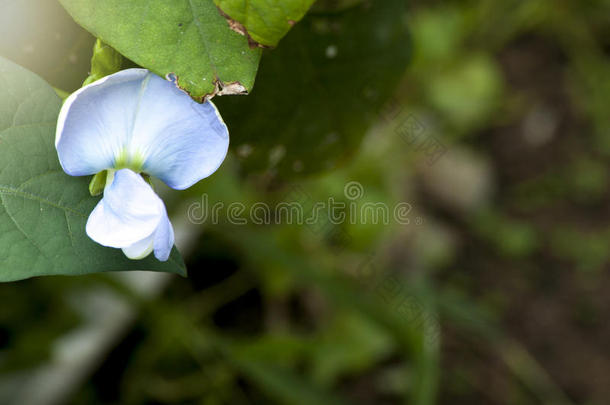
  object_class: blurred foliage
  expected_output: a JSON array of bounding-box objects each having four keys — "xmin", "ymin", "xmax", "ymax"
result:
[
  {"xmin": 0, "ymin": 0, "xmax": 93, "ymax": 91},
  {"xmin": 2, "ymin": 0, "xmax": 610, "ymax": 404},
  {"xmin": 216, "ymin": 0, "xmax": 411, "ymax": 179}
]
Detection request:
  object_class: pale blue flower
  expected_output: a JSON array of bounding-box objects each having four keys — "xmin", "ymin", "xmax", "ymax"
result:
[
  {"xmin": 86, "ymin": 169, "xmax": 174, "ymax": 260},
  {"xmin": 56, "ymin": 69, "xmax": 229, "ymax": 261}
]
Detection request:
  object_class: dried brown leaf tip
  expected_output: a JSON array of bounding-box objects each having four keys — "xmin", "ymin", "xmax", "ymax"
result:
[
  {"xmin": 166, "ymin": 72, "xmax": 247, "ymax": 101},
  {"xmin": 216, "ymin": 6, "xmax": 271, "ymax": 49},
  {"xmin": 213, "ymin": 79, "xmax": 248, "ymax": 97}
]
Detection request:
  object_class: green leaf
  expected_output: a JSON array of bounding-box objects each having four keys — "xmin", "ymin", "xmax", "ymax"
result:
[
  {"xmin": 0, "ymin": 56, "xmax": 186, "ymax": 282},
  {"xmin": 216, "ymin": 0, "xmax": 412, "ymax": 178},
  {"xmin": 82, "ymin": 39, "xmax": 123, "ymax": 86},
  {"xmin": 58, "ymin": 0, "xmax": 262, "ymax": 100},
  {"xmin": 213, "ymin": 0, "xmax": 316, "ymax": 47}
]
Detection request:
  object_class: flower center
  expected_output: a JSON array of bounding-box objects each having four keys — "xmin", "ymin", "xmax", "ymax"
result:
[{"xmin": 114, "ymin": 149, "xmax": 145, "ymax": 172}]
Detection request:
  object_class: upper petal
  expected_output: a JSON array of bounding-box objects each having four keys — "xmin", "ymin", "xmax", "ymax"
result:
[
  {"xmin": 86, "ymin": 169, "xmax": 164, "ymax": 248},
  {"xmin": 56, "ymin": 69, "xmax": 230, "ymax": 189},
  {"xmin": 131, "ymin": 74, "xmax": 230, "ymax": 190},
  {"xmin": 56, "ymin": 69, "xmax": 150, "ymax": 176}
]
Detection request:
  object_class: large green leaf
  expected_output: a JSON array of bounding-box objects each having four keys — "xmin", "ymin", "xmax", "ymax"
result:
[
  {"xmin": 213, "ymin": 0, "xmax": 316, "ymax": 47},
  {"xmin": 0, "ymin": 56, "xmax": 186, "ymax": 282},
  {"xmin": 58, "ymin": 0, "xmax": 262, "ymax": 100},
  {"xmin": 216, "ymin": 0, "xmax": 411, "ymax": 178}
]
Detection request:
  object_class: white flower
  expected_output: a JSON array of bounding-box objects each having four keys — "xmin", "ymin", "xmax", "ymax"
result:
[{"xmin": 56, "ymin": 69, "xmax": 229, "ymax": 261}]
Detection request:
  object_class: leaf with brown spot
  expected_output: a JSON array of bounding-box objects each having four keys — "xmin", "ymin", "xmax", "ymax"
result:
[
  {"xmin": 59, "ymin": 0, "xmax": 262, "ymax": 100},
  {"xmin": 214, "ymin": 0, "xmax": 316, "ymax": 47}
]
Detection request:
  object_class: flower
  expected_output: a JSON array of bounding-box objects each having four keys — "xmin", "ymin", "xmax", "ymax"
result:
[
  {"xmin": 86, "ymin": 168, "xmax": 174, "ymax": 260},
  {"xmin": 56, "ymin": 69, "xmax": 229, "ymax": 261}
]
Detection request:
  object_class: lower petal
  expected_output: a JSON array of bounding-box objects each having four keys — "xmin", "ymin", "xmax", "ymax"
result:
[
  {"xmin": 86, "ymin": 169, "xmax": 163, "ymax": 248},
  {"xmin": 122, "ymin": 234, "xmax": 155, "ymax": 260},
  {"xmin": 153, "ymin": 211, "xmax": 175, "ymax": 262}
]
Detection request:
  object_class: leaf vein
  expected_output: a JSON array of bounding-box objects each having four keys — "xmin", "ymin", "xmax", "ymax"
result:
[
  {"xmin": 0, "ymin": 191, "xmax": 49, "ymax": 260},
  {"xmin": 0, "ymin": 186, "xmax": 88, "ymax": 218}
]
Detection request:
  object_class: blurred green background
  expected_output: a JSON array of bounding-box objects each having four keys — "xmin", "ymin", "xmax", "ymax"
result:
[{"xmin": 1, "ymin": 0, "xmax": 610, "ymax": 404}]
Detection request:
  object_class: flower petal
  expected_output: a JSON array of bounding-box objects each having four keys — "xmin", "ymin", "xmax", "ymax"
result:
[
  {"xmin": 153, "ymin": 211, "xmax": 175, "ymax": 262},
  {"xmin": 86, "ymin": 169, "xmax": 163, "ymax": 248},
  {"xmin": 122, "ymin": 234, "xmax": 155, "ymax": 260},
  {"xmin": 131, "ymin": 74, "xmax": 230, "ymax": 190},
  {"xmin": 56, "ymin": 69, "xmax": 150, "ymax": 176},
  {"xmin": 56, "ymin": 69, "xmax": 229, "ymax": 189}
]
